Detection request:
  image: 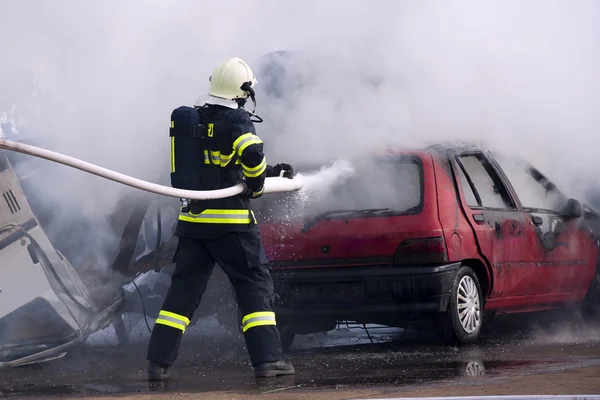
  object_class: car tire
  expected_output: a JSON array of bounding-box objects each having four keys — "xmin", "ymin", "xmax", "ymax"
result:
[
  {"xmin": 277, "ymin": 323, "xmax": 296, "ymax": 351},
  {"xmin": 440, "ymin": 265, "xmax": 484, "ymax": 346}
]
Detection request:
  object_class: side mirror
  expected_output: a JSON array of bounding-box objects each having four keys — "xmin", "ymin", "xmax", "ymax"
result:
[{"xmin": 561, "ymin": 198, "xmax": 583, "ymax": 219}]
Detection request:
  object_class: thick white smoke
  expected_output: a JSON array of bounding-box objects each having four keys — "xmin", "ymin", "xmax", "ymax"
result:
[{"xmin": 1, "ymin": 0, "xmax": 600, "ymax": 266}]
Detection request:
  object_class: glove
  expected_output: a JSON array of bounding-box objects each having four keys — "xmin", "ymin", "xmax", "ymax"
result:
[{"xmin": 272, "ymin": 163, "xmax": 295, "ymax": 179}]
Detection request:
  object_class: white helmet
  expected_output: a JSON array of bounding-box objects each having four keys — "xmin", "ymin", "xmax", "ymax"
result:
[{"xmin": 209, "ymin": 57, "xmax": 257, "ymax": 100}]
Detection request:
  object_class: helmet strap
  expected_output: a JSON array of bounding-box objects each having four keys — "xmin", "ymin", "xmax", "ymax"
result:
[
  {"xmin": 240, "ymin": 81, "xmax": 257, "ymax": 113},
  {"xmin": 239, "ymin": 81, "xmax": 262, "ymax": 123}
]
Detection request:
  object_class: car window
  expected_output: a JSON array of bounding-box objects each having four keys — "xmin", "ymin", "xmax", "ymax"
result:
[
  {"xmin": 324, "ymin": 158, "xmax": 421, "ymax": 212},
  {"xmin": 454, "ymin": 163, "xmax": 479, "ymax": 207},
  {"xmin": 253, "ymin": 156, "xmax": 424, "ymax": 223},
  {"xmin": 493, "ymin": 154, "xmax": 565, "ymax": 212},
  {"xmin": 456, "ymin": 154, "xmax": 515, "ymax": 210}
]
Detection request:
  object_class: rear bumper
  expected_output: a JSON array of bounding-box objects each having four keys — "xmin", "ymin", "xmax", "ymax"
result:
[{"xmin": 271, "ymin": 262, "xmax": 461, "ymax": 319}]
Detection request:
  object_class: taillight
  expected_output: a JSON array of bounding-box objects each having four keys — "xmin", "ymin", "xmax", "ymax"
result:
[{"xmin": 393, "ymin": 237, "xmax": 448, "ymax": 265}]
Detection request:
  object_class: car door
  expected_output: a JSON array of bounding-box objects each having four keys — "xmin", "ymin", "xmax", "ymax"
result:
[
  {"xmin": 450, "ymin": 150, "xmax": 544, "ymax": 298},
  {"xmin": 492, "ymin": 154, "xmax": 598, "ymax": 295}
]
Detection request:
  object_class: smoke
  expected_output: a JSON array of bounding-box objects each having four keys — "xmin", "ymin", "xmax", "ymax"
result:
[{"xmin": 1, "ymin": 1, "xmax": 600, "ymax": 266}]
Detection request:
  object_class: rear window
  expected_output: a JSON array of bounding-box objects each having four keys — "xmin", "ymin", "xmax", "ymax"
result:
[{"xmin": 253, "ymin": 155, "xmax": 424, "ymax": 223}]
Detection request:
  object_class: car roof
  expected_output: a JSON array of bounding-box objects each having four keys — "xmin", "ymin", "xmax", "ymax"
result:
[
  {"xmin": 294, "ymin": 142, "xmax": 490, "ymax": 169},
  {"xmin": 368, "ymin": 141, "xmax": 489, "ymax": 158}
]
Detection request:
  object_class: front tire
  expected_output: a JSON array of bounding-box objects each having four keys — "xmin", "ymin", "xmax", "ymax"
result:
[{"xmin": 440, "ymin": 266, "xmax": 484, "ymax": 345}]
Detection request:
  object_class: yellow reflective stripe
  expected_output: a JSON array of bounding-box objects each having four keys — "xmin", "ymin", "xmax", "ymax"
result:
[
  {"xmin": 199, "ymin": 209, "xmax": 250, "ymax": 215},
  {"xmin": 243, "ymin": 158, "xmax": 267, "ymax": 178},
  {"xmin": 155, "ymin": 310, "xmax": 190, "ymax": 333},
  {"xmin": 198, "ymin": 150, "xmax": 236, "ymax": 167},
  {"xmin": 252, "ymin": 187, "xmax": 264, "ymax": 197},
  {"xmin": 179, "ymin": 216, "xmax": 251, "ymax": 223},
  {"xmin": 159, "ymin": 310, "xmax": 190, "ymax": 325},
  {"xmin": 242, "ymin": 157, "xmax": 266, "ymax": 173},
  {"xmin": 156, "ymin": 318, "xmax": 186, "ymax": 332},
  {"xmin": 244, "ymin": 320, "xmax": 277, "ymax": 332},
  {"xmin": 210, "ymin": 151, "xmax": 221, "ymax": 165},
  {"xmin": 232, "ymin": 133, "xmax": 254, "ymax": 150},
  {"xmin": 242, "ymin": 311, "xmax": 275, "ymax": 323},
  {"xmin": 171, "ymin": 137, "xmax": 175, "ymax": 172},
  {"xmin": 220, "ymin": 151, "xmax": 235, "ymax": 167},
  {"xmin": 239, "ymin": 138, "xmax": 263, "ymax": 156},
  {"xmin": 241, "ymin": 311, "xmax": 276, "ymax": 333},
  {"xmin": 178, "ymin": 208, "xmax": 254, "ymax": 224},
  {"xmin": 233, "ymin": 133, "xmax": 263, "ymax": 156}
]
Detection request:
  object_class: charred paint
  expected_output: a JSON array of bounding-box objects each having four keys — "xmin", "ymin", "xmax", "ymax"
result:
[
  {"xmin": 528, "ymin": 212, "xmax": 568, "ymax": 253},
  {"xmin": 493, "ymin": 218, "xmax": 523, "ymax": 239}
]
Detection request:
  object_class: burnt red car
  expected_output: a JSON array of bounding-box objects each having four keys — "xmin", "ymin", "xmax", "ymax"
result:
[{"xmin": 253, "ymin": 145, "xmax": 600, "ymax": 348}]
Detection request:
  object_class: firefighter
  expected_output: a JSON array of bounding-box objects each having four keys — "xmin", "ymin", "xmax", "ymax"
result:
[{"xmin": 146, "ymin": 57, "xmax": 296, "ymax": 380}]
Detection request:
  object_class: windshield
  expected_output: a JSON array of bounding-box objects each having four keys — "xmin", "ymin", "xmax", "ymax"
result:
[{"xmin": 253, "ymin": 155, "xmax": 424, "ymax": 224}]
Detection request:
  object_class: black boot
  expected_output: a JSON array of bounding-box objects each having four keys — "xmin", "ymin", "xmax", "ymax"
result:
[
  {"xmin": 148, "ymin": 361, "xmax": 170, "ymax": 381},
  {"xmin": 254, "ymin": 360, "xmax": 295, "ymax": 378}
]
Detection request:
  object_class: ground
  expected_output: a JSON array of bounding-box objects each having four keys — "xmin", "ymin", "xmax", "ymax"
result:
[{"xmin": 1, "ymin": 311, "xmax": 599, "ymax": 399}]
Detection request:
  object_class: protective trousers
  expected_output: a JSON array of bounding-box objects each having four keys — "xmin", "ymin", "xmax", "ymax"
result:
[{"xmin": 146, "ymin": 231, "xmax": 282, "ymax": 367}]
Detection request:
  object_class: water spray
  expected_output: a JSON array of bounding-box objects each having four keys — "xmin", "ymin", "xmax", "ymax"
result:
[{"xmin": 0, "ymin": 139, "xmax": 304, "ymax": 199}]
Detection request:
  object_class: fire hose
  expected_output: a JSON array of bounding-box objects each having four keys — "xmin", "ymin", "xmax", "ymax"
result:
[{"xmin": 0, "ymin": 139, "xmax": 304, "ymax": 199}]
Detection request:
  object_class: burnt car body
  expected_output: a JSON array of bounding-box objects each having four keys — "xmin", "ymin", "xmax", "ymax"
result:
[{"xmin": 253, "ymin": 145, "xmax": 600, "ymax": 348}]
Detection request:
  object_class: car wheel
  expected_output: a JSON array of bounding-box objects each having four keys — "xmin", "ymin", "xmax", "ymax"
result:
[
  {"xmin": 440, "ymin": 266, "xmax": 484, "ymax": 345},
  {"xmin": 277, "ymin": 323, "xmax": 296, "ymax": 351}
]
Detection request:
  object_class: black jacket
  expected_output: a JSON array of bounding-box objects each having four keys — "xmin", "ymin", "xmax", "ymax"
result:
[{"xmin": 174, "ymin": 104, "xmax": 271, "ymax": 239}]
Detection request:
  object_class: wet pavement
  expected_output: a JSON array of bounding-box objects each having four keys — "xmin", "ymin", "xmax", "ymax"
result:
[{"xmin": 1, "ymin": 311, "xmax": 600, "ymax": 398}]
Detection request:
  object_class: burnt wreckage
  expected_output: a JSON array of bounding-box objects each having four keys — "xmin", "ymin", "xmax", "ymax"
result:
[
  {"xmin": 2, "ymin": 134, "xmax": 600, "ymax": 367},
  {"xmin": 2, "ymin": 51, "xmax": 600, "ymax": 366}
]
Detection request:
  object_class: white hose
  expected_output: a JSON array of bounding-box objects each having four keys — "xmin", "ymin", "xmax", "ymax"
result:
[{"xmin": 0, "ymin": 139, "xmax": 303, "ymax": 200}]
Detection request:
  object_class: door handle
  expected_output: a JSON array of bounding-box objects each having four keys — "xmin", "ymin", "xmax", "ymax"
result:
[
  {"xmin": 472, "ymin": 213, "xmax": 485, "ymax": 224},
  {"xmin": 532, "ymin": 216, "xmax": 543, "ymax": 226}
]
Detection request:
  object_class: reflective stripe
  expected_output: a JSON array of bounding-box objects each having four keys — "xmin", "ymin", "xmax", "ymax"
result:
[
  {"xmin": 209, "ymin": 150, "xmax": 236, "ymax": 167},
  {"xmin": 171, "ymin": 137, "xmax": 175, "ymax": 172},
  {"xmin": 155, "ymin": 310, "xmax": 190, "ymax": 333},
  {"xmin": 252, "ymin": 187, "xmax": 264, "ymax": 197},
  {"xmin": 199, "ymin": 150, "xmax": 236, "ymax": 167},
  {"xmin": 242, "ymin": 157, "xmax": 267, "ymax": 178},
  {"xmin": 242, "ymin": 311, "xmax": 276, "ymax": 333},
  {"xmin": 210, "ymin": 151, "xmax": 220, "ymax": 165},
  {"xmin": 179, "ymin": 208, "xmax": 257, "ymax": 224},
  {"xmin": 220, "ymin": 151, "xmax": 235, "ymax": 167},
  {"xmin": 233, "ymin": 133, "xmax": 263, "ymax": 156}
]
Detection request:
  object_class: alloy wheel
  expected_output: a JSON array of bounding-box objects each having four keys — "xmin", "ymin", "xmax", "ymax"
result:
[{"xmin": 457, "ymin": 275, "xmax": 481, "ymax": 334}]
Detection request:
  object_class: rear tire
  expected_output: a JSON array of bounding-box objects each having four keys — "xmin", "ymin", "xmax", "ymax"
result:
[{"xmin": 440, "ymin": 266, "xmax": 484, "ymax": 345}]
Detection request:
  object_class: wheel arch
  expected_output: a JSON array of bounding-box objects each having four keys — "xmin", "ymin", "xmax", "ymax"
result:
[{"xmin": 461, "ymin": 258, "xmax": 492, "ymax": 300}]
